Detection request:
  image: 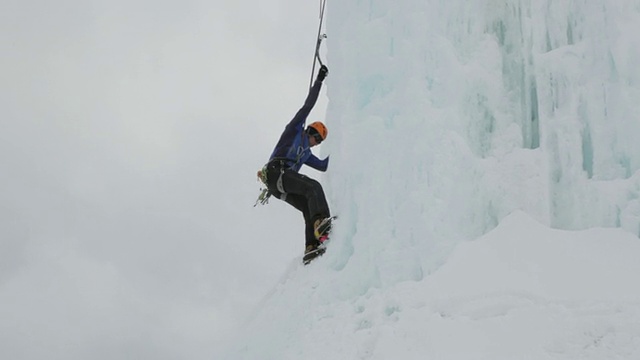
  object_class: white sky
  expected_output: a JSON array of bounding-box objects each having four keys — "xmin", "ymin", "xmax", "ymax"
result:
[{"xmin": 1, "ymin": 0, "xmax": 329, "ymax": 358}]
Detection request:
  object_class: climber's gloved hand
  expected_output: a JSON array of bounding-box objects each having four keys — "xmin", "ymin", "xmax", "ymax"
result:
[{"xmin": 317, "ymin": 65, "xmax": 329, "ymax": 81}]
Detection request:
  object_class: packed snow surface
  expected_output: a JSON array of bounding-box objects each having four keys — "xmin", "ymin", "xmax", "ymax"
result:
[{"xmin": 233, "ymin": 212, "xmax": 640, "ymax": 359}]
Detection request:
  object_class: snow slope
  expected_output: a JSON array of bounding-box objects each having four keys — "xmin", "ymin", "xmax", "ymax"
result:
[
  {"xmin": 228, "ymin": 0, "xmax": 640, "ymax": 358},
  {"xmin": 231, "ymin": 212, "xmax": 640, "ymax": 359}
]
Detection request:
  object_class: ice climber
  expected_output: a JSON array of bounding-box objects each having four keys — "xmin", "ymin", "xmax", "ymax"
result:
[{"xmin": 257, "ymin": 65, "xmax": 332, "ymax": 264}]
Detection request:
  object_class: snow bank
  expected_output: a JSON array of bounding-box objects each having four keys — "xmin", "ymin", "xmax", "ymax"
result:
[{"xmin": 230, "ymin": 211, "xmax": 640, "ymax": 359}]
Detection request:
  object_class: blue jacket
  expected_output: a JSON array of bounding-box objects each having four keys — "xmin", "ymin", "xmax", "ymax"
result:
[{"xmin": 268, "ymin": 79, "xmax": 329, "ymax": 172}]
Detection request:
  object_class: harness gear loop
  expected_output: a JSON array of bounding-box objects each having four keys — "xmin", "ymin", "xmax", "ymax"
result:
[
  {"xmin": 269, "ymin": 159, "xmax": 289, "ymax": 201},
  {"xmin": 254, "ymin": 166, "xmax": 271, "ymax": 207},
  {"xmin": 275, "ymin": 167, "xmax": 284, "ymax": 193},
  {"xmin": 254, "ymin": 159, "xmax": 293, "ymax": 206}
]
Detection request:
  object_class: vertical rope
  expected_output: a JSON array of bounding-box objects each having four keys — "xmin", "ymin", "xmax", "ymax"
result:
[{"xmin": 309, "ymin": 0, "xmax": 328, "ymax": 90}]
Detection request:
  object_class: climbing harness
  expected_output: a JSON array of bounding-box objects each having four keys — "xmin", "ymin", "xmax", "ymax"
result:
[
  {"xmin": 254, "ymin": 139, "xmax": 311, "ymax": 207},
  {"xmin": 254, "ymin": 158, "xmax": 293, "ymax": 206}
]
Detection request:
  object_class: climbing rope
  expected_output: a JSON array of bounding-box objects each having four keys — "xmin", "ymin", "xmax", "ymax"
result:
[
  {"xmin": 302, "ymin": 0, "xmax": 327, "ymax": 141},
  {"xmin": 309, "ymin": 0, "xmax": 328, "ymax": 90}
]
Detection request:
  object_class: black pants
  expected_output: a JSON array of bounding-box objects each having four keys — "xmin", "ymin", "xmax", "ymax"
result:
[{"xmin": 265, "ymin": 163, "xmax": 330, "ymax": 247}]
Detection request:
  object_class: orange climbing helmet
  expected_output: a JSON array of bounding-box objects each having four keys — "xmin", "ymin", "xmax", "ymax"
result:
[{"xmin": 306, "ymin": 121, "xmax": 328, "ymax": 142}]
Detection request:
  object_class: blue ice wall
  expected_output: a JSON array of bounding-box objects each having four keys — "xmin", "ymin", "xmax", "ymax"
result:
[{"xmin": 324, "ymin": 0, "xmax": 640, "ymax": 279}]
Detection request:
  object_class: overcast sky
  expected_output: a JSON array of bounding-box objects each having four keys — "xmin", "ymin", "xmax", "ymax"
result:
[{"xmin": 1, "ymin": 0, "xmax": 329, "ymax": 358}]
